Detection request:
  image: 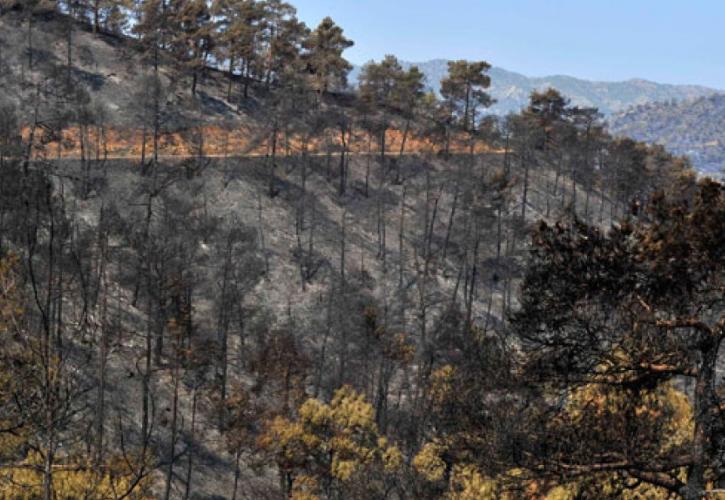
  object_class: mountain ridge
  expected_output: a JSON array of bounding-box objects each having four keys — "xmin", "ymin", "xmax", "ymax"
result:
[
  {"xmin": 610, "ymin": 93, "xmax": 725, "ymax": 175},
  {"xmin": 350, "ymin": 59, "xmax": 720, "ymax": 116}
]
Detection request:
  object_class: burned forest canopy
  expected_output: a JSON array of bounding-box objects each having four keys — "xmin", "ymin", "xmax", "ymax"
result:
[{"xmin": 0, "ymin": 1, "xmax": 723, "ymax": 499}]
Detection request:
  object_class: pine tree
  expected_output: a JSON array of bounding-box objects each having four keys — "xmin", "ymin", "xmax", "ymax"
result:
[
  {"xmin": 72, "ymin": 0, "xmax": 130, "ymax": 33},
  {"xmin": 303, "ymin": 16, "xmax": 353, "ymax": 94},
  {"xmin": 132, "ymin": 0, "xmax": 168, "ymax": 70},
  {"xmin": 168, "ymin": 0, "xmax": 214, "ymax": 96},
  {"xmin": 440, "ymin": 60, "xmax": 493, "ymax": 133},
  {"xmin": 213, "ymin": 0, "xmax": 266, "ymax": 100},
  {"xmin": 512, "ymin": 178, "xmax": 724, "ymax": 498},
  {"xmin": 265, "ymin": 9, "xmax": 308, "ymax": 86}
]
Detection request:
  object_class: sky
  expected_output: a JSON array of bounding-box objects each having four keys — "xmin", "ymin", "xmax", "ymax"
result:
[{"xmin": 292, "ymin": 0, "xmax": 725, "ymax": 89}]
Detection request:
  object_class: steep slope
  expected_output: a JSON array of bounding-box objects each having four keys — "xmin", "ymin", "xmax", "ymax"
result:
[
  {"xmin": 0, "ymin": 11, "xmax": 575, "ymax": 498},
  {"xmin": 0, "ymin": 10, "xmax": 251, "ymax": 129},
  {"xmin": 350, "ymin": 59, "xmax": 719, "ymax": 116},
  {"xmin": 610, "ymin": 94, "xmax": 725, "ymax": 175},
  {"xmin": 2, "ymin": 8, "xmax": 716, "ymax": 499}
]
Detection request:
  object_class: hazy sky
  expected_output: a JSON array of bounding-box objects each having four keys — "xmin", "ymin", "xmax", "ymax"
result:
[{"xmin": 292, "ymin": 0, "xmax": 725, "ymax": 89}]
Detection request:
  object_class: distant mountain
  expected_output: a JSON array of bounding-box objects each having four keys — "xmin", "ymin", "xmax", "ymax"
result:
[
  {"xmin": 609, "ymin": 94, "xmax": 725, "ymax": 175},
  {"xmin": 349, "ymin": 59, "xmax": 719, "ymax": 116}
]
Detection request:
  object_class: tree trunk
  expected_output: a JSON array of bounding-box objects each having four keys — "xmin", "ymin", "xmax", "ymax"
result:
[
  {"xmin": 257, "ymin": 192, "xmax": 270, "ymax": 276},
  {"xmin": 339, "ymin": 122, "xmax": 348, "ymax": 196},
  {"xmin": 396, "ymin": 119, "xmax": 411, "ymax": 184},
  {"xmin": 93, "ymin": 0, "xmax": 100, "ymax": 33},
  {"xmin": 398, "ymin": 184, "xmax": 406, "ymax": 291},
  {"xmin": 27, "ymin": 11, "xmax": 33, "ymax": 72},
  {"xmin": 95, "ymin": 247, "xmax": 108, "ymax": 467},
  {"xmin": 521, "ymin": 156, "xmax": 530, "ymax": 220},
  {"xmin": 683, "ymin": 339, "xmax": 722, "ymax": 499},
  {"xmin": 163, "ymin": 353, "xmax": 181, "ymax": 500},
  {"xmin": 232, "ymin": 450, "xmax": 242, "ymax": 500},
  {"xmin": 340, "ymin": 210, "xmax": 347, "ymax": 287},
  {"xmin": 227, "ymin": 56, "xmax": 235, "ymax": 101},
  {"xmin": 442, "ymin": 175, "xmax": 460, "ymax": 264},
  {"xmin": 243, "ymin": 60, "xmax": 250, "ymax": 100},
  {"xmin": 268, "ymin": 122, "xmax": 278, "ymax": 197},
  {"xmin": 365, "ymin": 131, "xmax": 372, "ymax": 197},
  {"xmin": 183, "ymin": 388, "xmax": 199, "ymax": 500},
  {"xmin": 141, "ymin": 290, "xmax": 153, "ymax": 446}
]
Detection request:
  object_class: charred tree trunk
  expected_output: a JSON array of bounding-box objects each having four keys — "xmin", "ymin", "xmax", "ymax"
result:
[{"xmin": 683, "ymin": 337, "xmax": 723, "ymax": 499}]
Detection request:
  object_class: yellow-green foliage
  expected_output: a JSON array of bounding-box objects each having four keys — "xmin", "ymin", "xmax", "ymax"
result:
[
  {"xmin": 545, "ymin": 382, "xmax": 693, "ymax": 499},
  {"xmin": 429, "ymin": 364, "xmax": 456, "ymax": 408},
  {"xmin": 290, "ymin": 474, "xmax": 321, "ymax": 500},
  {"xmin": 415, "ymin": 379, "xmax": 693, "ymax": 499},
  {"xmin": 259, "ymin": 386, "xmax": 402, "ymax": 493},
  {"xmin": 447, "ymin": 464, "xmax": 500, "ymax": 499},
  {"xmin": 413, "ymin": 440, "xmax": 448, "ymax": 482},
  {"xmin": 446, "ymin": 466, "xmax": 543, "ymax": 500},
  {"xmin": 0, "ymin": 425, "xmax": 25, "ymax": 464},
  {"xmin": 544, "ymin": 471, "xmax": 684, "ymax": 499},
  {"xmin": 566, "ymin": 381, "xmax": 693, "ymax": 454},
  {"xmin": 414, "ymin": 442, "xmax": 532, "ymax": 499},
  {"xmin": 0, "ymin": 451, "xmax": 153, "ymax": 499}
]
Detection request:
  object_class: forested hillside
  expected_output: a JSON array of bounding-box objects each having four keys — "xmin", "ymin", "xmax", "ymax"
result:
[
  {"xmin": 0, "ymin": 2, "xmax": 723, "ymax": 499},
  {"xmin": 611, "ymin": 94, "xmax": 725, "ymax": 175}
]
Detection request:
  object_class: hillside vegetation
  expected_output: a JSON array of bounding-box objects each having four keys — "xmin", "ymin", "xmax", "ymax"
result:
[
  {"xmin": 0, "ymin": 2, "xmax": 723, "ymax": 500},
  {"xmin": 611, "ymin": 93, "xmax": 725, "ymax": 175}
]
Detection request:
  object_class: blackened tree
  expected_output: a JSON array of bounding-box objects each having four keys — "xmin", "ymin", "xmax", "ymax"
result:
[{"xmin": 513, "ymin": 178, "xmax": 724, "ymax": 499}]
